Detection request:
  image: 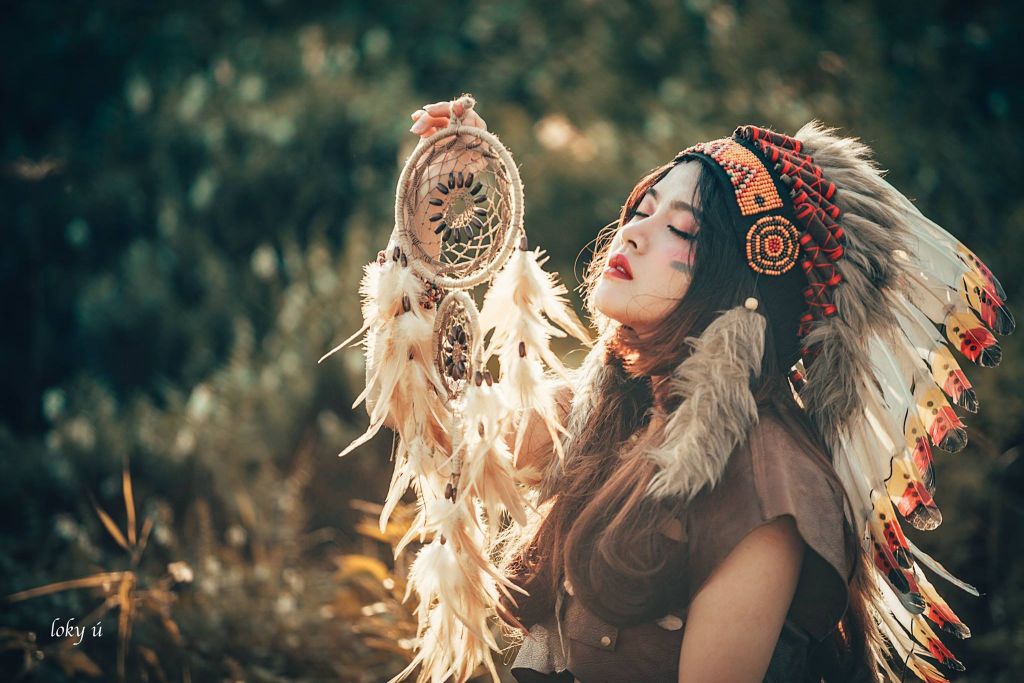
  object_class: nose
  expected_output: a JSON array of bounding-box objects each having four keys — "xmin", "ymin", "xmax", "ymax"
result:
[{"xmin": 619, "ymin": 215, "xmax": 648, "ymax": 254}]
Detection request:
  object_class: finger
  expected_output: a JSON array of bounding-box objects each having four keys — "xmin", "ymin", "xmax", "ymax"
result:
[
  {"xmin": 410, "ymin": 114, "xmax": 449, "ymax": 135},
  {"xmin": 423, "ymin": 101, "xmax": 484, "ymax": 127},
  {"xmin": 418, "ymin": 125, "xmax": 448, "ymax": 139},
  {"xmin": 410, "ymin": 109, "xmax": 427, "ymax": 121},
  {"xmin": 423, "ymin": 101, "xmax": 452, "ymax": 116}
]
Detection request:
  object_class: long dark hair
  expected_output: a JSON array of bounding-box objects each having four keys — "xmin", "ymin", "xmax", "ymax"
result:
[{"xmin": 500, "ymin": 159, "xmax": 875, "ymax": 677}]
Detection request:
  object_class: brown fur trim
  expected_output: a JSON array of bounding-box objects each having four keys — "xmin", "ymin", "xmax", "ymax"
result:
[{"xmin": 644, "ymin": 305, "xmax": 766, "ymax": 501}]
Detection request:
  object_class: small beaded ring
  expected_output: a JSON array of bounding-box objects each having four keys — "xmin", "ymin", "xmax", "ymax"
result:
[{"xmin": 745, "ymin": 215, "xmax": 800, "ymax": 275}]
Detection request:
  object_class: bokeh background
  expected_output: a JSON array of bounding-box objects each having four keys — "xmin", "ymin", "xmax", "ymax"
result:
[{"xmin": 3, "ymin": 1, "xmax": 1023, "ymax": 681}]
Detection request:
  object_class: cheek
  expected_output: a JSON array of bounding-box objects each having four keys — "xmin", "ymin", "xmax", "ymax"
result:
[
  {"xmin": 661, "ymin": 245, "xmax": 696, "ymax": 289},
  {"xmin": 673, "ymin": 243, "xmax": 697, "ymax": 266}
]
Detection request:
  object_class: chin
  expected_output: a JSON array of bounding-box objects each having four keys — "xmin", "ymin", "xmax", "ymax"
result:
[
  {"xmin": 595, "ymin": 305, "xmax": 632, "ymax": 329},
  {"xmin": 591, "ymin": 287, "xmax": 621, "ymax": 324}
]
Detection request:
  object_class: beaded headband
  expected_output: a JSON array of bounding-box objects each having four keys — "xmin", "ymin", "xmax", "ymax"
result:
[{"xmin": 676, "ymin": 125, "xmax": 847, "ymax": 367}]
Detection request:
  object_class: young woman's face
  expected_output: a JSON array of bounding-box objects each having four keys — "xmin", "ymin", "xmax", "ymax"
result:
[{"xmin": 593, "ymin": 161, "xmax": 701, "ymax": 336}]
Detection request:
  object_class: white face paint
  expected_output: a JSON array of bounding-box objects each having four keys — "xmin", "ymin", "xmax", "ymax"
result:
[{"xmin": 593, "ymin": 161, "xmax": 701, "ymax": 336}]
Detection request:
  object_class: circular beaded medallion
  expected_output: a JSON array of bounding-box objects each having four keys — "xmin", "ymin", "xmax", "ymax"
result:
[{"xmin": 745, "ymin": 215, "xmax": 800, "ymax": 275}]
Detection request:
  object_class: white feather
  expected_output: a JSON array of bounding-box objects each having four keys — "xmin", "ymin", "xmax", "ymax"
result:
[
  {"xmin": 897, "ymin": 200, "xmax": 1006, "ymax": 299},
  {"xmin": 458, "ymin": 429, "xmax": 529, "ymax": 530},
  {"xmin": 479, "ymin": 246, "xmax": 591, "ymax": 384},
  {"xmin": 503, "ymin": 357, "xmax": 567, "ymax": 465},
  {"xmin": 906, "ymin": 538, "xmax": 979, "ymax": 596},
  {"xmin": 479, "ymin": 246, "xmax": 591, "ymax": 344}
]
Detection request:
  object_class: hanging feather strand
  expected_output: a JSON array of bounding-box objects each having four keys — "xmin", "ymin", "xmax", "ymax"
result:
[{"xmin": 478, "ymin": 240, "xmax": 592, "ymax": 467}]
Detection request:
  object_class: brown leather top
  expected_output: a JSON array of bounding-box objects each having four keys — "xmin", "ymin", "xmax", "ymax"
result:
[{"xmin": 510, "ymin": 406, "xmax": 856, "ymax": 683}]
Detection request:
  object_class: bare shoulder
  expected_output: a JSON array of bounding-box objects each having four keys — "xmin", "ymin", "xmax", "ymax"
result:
[{"xmin": 680, "ymin": 516, "xmax": 803, "ymax": 682}]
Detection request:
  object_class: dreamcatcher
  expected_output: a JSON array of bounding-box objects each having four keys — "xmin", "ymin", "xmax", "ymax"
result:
[{"xmin": 321, "ymin": 95, "xmax": 591, "ymax": 683}]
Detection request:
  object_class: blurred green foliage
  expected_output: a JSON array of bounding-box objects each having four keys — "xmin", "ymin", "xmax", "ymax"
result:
[{"xmin": 2, "ymin": 0, "xmax": 1023, "ymax": 680}]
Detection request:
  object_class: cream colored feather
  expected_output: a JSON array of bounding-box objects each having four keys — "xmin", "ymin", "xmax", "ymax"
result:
[
  {"xmin": 395, "ymin": 498, "xmax": 525, "ymax": 601},
  {"xmin": 456, "ymin": 380, "xmax": 531, "ymax": 530},
  {"xmin": 458, "ymin": 429, "xmax": 530, "ymax": 530},
  {"xmin": 387, "ymin": 601, "xmax": 501, "ymax": 683},
  {"xmin": 336, "ymin": 232, "xmax": 594, "ymax": 682},
  {"xmin": 459, "ymin": 375, "xmax": 514, "ymax": 443},
  {"xmin": 394, "ymin": 495, "xmax": 514, "ymax": 683},
  {"xmin": 405, "ymin": 537, "xmax": 497, "ymax": 648},
  {"xmin": 479, "ymin": 245, "xmax": 592, "ymax": 356},
  {"xmin": 333, "ymin": 248, "xmax": 448, "ymax": 459},
  {"xmin": 380, "ymin": 434, "xmax": 439, "ymax": 534},
  {"xmin": 506, "ymin": 354, "xmax": 568, "ymax": 465},
  {"xmin": 478, "ymin": 243, "xmax": 590, "ymax": 471}
]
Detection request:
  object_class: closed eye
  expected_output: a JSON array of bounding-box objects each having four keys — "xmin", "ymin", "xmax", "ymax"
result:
[
  {"xmin": 668, "ymin": 225, "xmax": 696, "ymax": 241},
  {"xmin": 631, "ymin": 208, "xmax": 695, "ymax": 241}
]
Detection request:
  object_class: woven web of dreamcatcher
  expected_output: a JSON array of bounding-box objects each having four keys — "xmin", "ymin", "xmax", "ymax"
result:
[
  {"xmin": 432, "ymin": 290, "xmax": 482, "ymax": 401},
  {"xmin": 396, "ymin": 124, "xmax": 520, "ymax": 290}
]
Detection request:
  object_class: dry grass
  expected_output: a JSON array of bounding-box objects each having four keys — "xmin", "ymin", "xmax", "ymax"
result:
[{"xmin": 4, "ymin": 456, "xmax": 192, "ymax": 682}]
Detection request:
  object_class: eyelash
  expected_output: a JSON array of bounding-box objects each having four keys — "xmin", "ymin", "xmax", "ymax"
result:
[
  {"xmin": 631, "ymin": 210, "xmax": 696, "ymax": 241},
  {"xmin": 668, "ymin": 226, "xmax": 696, "ymax": 241}
]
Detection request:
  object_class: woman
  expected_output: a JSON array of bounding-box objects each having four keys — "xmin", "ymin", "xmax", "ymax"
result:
[
  {"xmin": 385, "ymin": 100, "xmax": 1010, "ymax": 682},
  {"xmin": 505, "ymin": 151, "xmax": 864, "ymax": 683}
]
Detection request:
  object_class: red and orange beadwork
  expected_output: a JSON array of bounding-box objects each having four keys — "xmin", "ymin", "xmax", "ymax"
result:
[
  {"xmin": 745, "ymin": 216, "xmax": 800, "ymax": 275},
  {"xmin": 685, "ymin": 139, "xmax": 784, "ymax": 217},
  {"xmin": 680, "ymin": 125, "xmax": 848, "ymax": 368}
]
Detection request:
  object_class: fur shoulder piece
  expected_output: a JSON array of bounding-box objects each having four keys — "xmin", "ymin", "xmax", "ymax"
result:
[{"xmin": 645, "ymin": 304, "xmax": 766, "ymax": 502}]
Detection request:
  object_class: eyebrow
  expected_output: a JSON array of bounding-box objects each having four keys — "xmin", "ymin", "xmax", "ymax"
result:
[{"xmin": 646, "ymin": 187, "xmax": 694, "ymax": 213}]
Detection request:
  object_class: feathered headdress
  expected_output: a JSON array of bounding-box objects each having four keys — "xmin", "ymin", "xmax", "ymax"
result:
[{"xmin": 614, "ymin": 122, "xmax": 1012, "ymax": 682}]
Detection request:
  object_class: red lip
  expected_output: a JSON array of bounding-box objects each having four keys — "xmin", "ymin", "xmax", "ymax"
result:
[{"xmin": 605, "ymin": 253, "xmax": 633, "ymax": 280}]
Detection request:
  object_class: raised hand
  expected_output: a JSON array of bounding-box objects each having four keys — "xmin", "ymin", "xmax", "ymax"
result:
[
  {"xmin": 409, "ymin": 99, "xmax": 488, "ymax": 138},
  {"xmin": 404, "ymin": 99, "xmax": 490, "ymax": 259}
]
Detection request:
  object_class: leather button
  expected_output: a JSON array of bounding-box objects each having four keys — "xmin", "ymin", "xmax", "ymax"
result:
[
  {"xmin": 656, "ymin": 614, "xmax": 684, "ymax": 631},
  {"xmin": 564, "ymin": 593, "xmax": 618, "ymax": 650}
]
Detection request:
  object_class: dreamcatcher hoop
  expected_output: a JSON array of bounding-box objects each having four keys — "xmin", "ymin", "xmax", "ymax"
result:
[
  {"xmin": 432, "ymin": 289, "xmax": 484, "ymax": 401},
  {"xmin": 394, "ymin": 96, "xmax": 524, "ymax": 290}
]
